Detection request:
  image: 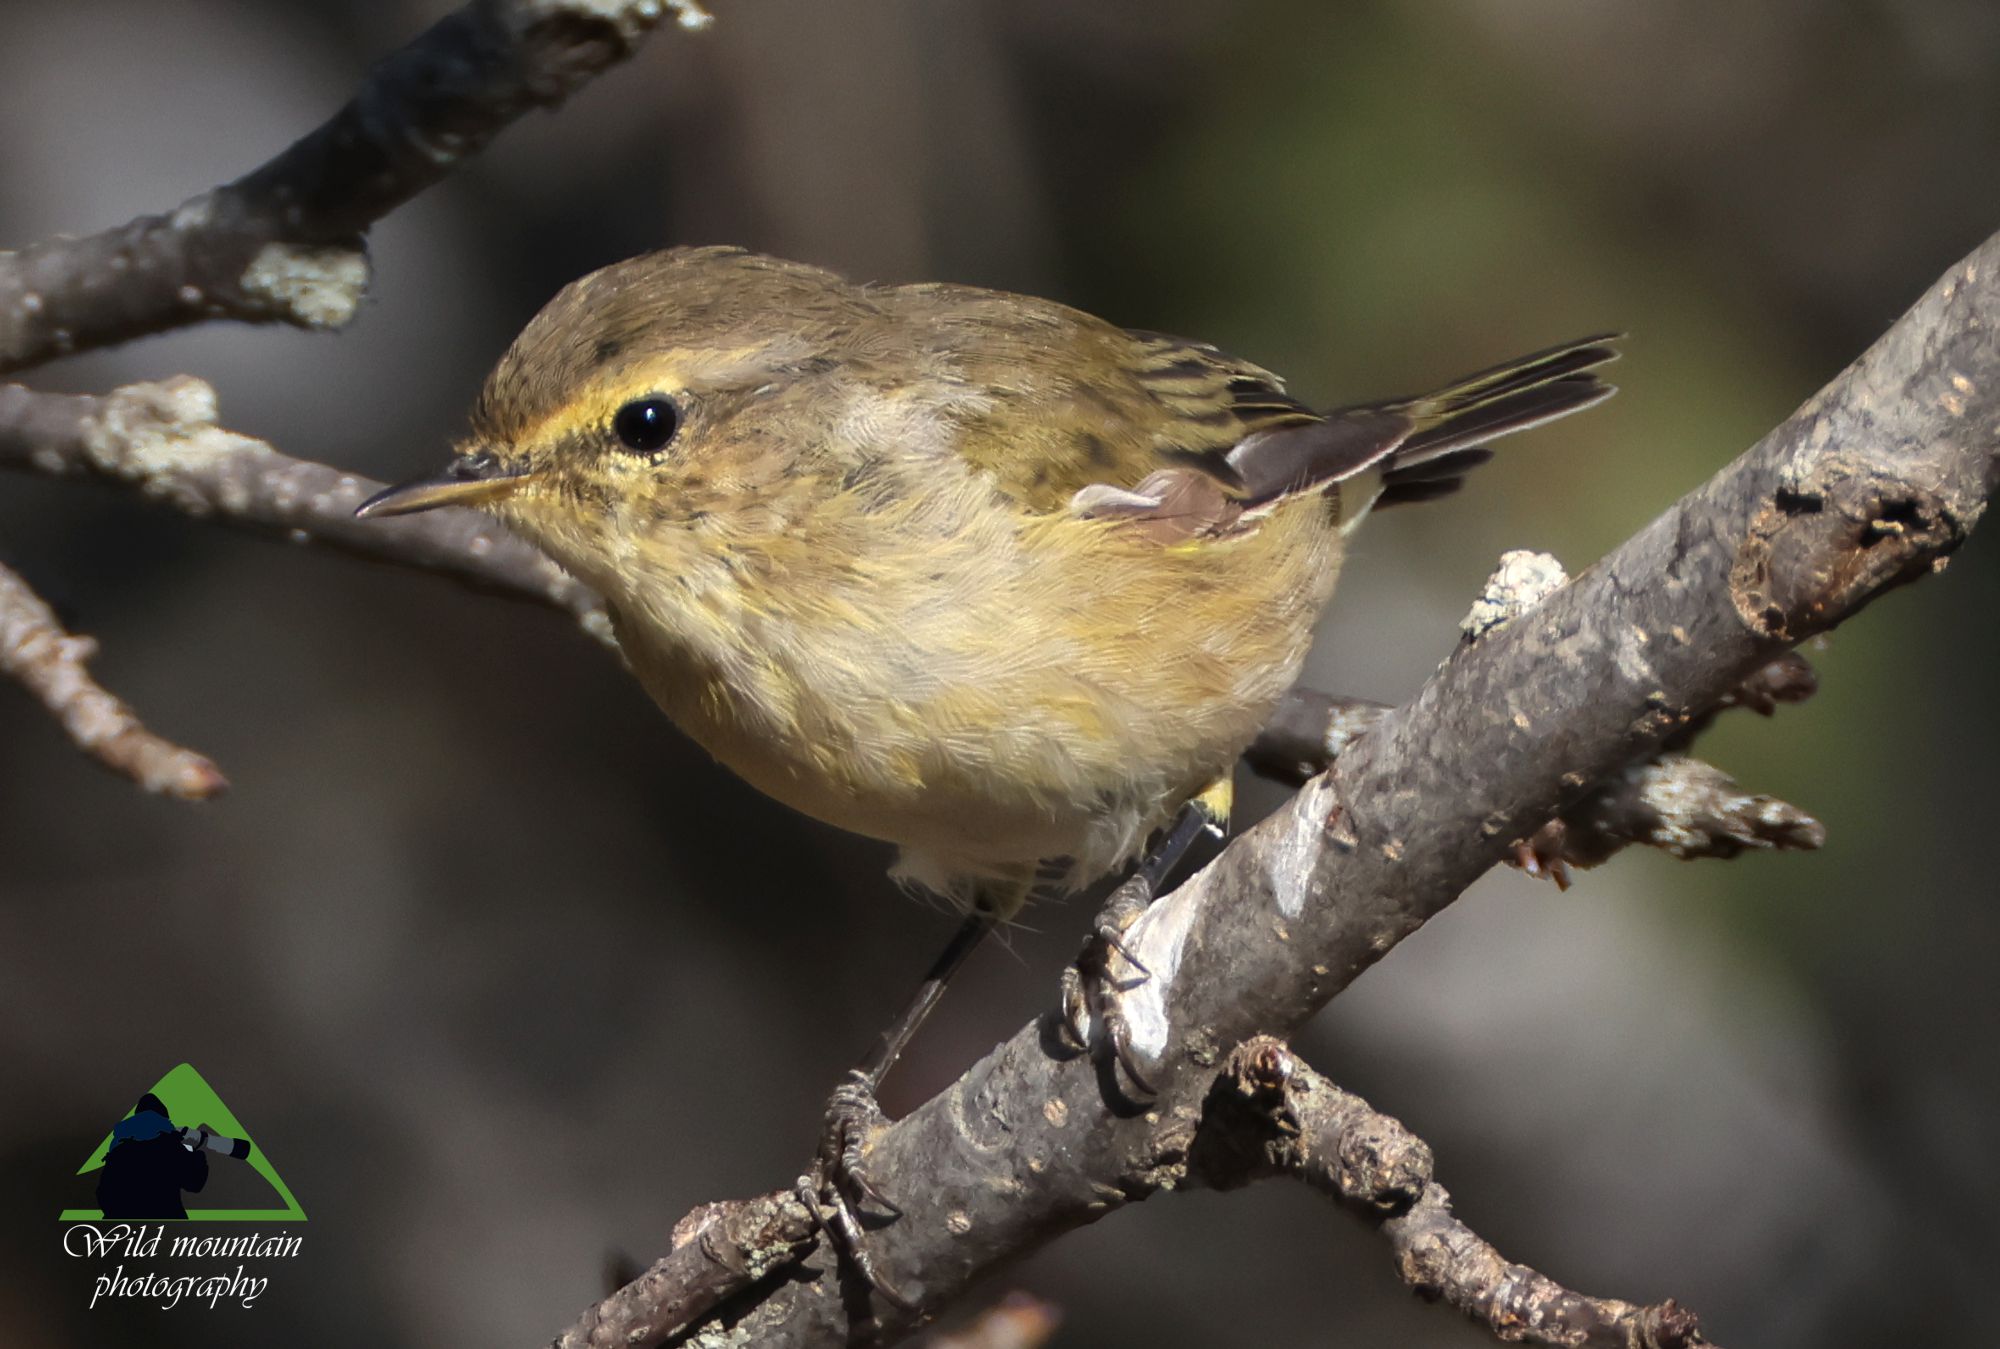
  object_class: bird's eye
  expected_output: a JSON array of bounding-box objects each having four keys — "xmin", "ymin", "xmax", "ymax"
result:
[{"xmin": 612, "ymin": 396, "xmax": 679, "ymax": 454}]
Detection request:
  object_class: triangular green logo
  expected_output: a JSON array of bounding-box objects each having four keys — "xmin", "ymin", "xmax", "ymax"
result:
[{"xmin": 60, "ymin": 1063, "xmax": 305, "ymax": 1222}]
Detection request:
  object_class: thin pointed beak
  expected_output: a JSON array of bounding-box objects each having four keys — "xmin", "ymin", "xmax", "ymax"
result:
[{"xmin": 354, "ymin": 453, "xmax": 539, "ymax": 519}]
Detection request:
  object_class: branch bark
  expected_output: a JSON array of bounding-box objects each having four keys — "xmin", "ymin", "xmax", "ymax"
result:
[
  {"xmin": 1195, "ymin": 1038, "xmax": 1707, "ymax": 1349},
  {"xmin": 0, "ymin": 561, "xmax": 226, "ymax": 798},
  {"xmin": 568, "ymin": 225, "xmax": 1998, "ymax": 1346},
  {"xmin": 0, "ymin": 378, "xmax": 608, "ymax": 638},
  {"xmin": 0, "ymin": 0, "xmax": 706, "ymax": 373},
  {"xmin": 559, "ymin": 1193, "xmax": 816, "ymax": 1349},
  {"xmin": 1243, "ymin": 654, "xmax": 1824, "ymax": 885}
]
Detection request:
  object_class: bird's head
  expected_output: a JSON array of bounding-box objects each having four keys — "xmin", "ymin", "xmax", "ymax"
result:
[{"xmin": 356, "ymin": 246, "xmax": 873, "ymax": 596}]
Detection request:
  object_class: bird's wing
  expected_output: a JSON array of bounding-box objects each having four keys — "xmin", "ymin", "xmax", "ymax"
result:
[
  {"xmin": 903, "ymin": 284, "xmax": 1616, "ymax": 537},
  {"xmin": 933, "ymin": 309, "xmax": 1329, "ymax": 522}
]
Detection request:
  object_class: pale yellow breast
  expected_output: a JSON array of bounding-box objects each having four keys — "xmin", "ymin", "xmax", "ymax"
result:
[{"xmin": 603, "ymin": 478, "xmax": 1341, "ymax": 889}]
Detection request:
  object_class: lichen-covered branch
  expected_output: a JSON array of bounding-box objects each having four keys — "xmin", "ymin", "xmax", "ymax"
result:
[
  {"xmin": 0, "ymin": 0, "xmax": 708, "ymax": 372},
  {"xmin": 1194, "ymin": 1038, "xmax": 1710, "ymax": 1349},
  {"xmin": 0, "ymin": 379, "xmax": 609, "ymax": 640},
  {"xmin": 0, "ymin": 562, "xmax": 226, "ymax": 798},
  {"xmin": 1240, "ymin": 686, "xmax": 1389, "ymax": 784},
  {"xmin": 586, "ymin": 217, "xmax": 1999, "ymax": 1349}
]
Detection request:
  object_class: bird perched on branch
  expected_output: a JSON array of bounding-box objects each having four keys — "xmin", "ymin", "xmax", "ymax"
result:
[{"xmin": 359, "ymin": 245, "xmax": 1616, "ymax": 1282}]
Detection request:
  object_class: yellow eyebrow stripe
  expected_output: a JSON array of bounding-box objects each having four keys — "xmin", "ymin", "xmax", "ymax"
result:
[{"xmin": 501, "ymin": 340, "xmax": 808, "ymax": 449}]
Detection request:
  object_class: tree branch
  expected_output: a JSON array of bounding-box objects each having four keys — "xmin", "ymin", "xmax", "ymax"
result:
[
  {"xmin": 0, "ymin": 0, "xmax": 708, "ymax": 373},
  {"xmin": 1242, "ymin": 647, "xmax": 1825, "ymax": 885},
  {"xmin": 0, "ymin": 378, "xmax": 610, "ymax": 640},
  {"xmin": 564, "ymin": 223, "xmax": 1998, "ymax": 1347},
  {"xmin": 1194, "ymin": 1037, "xmax": 1709, "ymax": 1349},
  {"xmin": 558, "ymin": 1193, "xmax": 816, "ymax": 1349},
  {"xmin": 0, "ymin": 561, "xmax": 226, "ymax": 798}
]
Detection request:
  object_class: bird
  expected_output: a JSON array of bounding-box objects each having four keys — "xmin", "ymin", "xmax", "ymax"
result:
[{"xmin": 357, "ymin": 244, "xmax": 1616, "ymax": 1269}]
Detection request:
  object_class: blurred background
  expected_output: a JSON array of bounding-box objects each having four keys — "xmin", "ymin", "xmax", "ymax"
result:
[{"xmin": 4, "ymin": 1, "xmax": 1999, "ymax": 1344}]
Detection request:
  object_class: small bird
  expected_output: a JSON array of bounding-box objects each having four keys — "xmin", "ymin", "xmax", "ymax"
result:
[{"xmin": 359, "ymin": 245, "xmax": 1614, "ymax": 1254}]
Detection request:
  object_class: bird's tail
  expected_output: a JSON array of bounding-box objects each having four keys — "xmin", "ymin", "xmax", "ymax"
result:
[
  {"xmin": 1363, "ymin": 334, "xmax": 1621, "ymax": 513},
  {"xmin": 1218, "ymin": 334, "xmax": 1619, "ymax": 527}
]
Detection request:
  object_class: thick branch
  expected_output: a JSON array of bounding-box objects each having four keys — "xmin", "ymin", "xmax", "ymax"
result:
[
  {"xmin": 0, "ymin": 562, "xmax": 226, "ymax": 798},
  {"xmin": 619, "ymin": 222, "xmax": 1998, "ymax": 1347},
  {"xmin": 1242, "ymin": 653, "xmax": 1825, "ymax": 879},
  {"xmin": 0, "ymin": 0, "xmax": 708, "ymax": 372}
]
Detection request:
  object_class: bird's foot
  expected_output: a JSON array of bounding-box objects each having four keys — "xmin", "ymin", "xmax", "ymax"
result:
[
  {"xmin": 796, "ymin": 1070, "xmax": 915, "ymax": 1311},
  {"xmin": 1059, "ymin": 782, "xmax": 1231, "ymax": 1101},
  {"xmin": 1059, "ymin": 871, "xmax": 1161, "ymax": 1099}
]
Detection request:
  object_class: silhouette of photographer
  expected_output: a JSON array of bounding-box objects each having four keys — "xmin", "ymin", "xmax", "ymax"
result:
[{"xmin": 96, "ymin": 1092, "xmax": 207, "ymax": 1219}]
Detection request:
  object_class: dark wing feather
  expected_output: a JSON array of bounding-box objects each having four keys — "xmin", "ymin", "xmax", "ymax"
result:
[{"xmin": 1220, "ymin": 334, "xmax": 1620, "ymax": 516}]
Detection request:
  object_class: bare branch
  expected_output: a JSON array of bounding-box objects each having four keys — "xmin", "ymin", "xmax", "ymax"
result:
[
  {"xmin": 555, "ymin": 1193, "xmax": 815, "ymax": 1349},
  {"xmin": 0, "ymin": 379, "xmax": 610, "ymax": 641},
  {"xmin": 1240, "ymin": 687, "xmax": 1388, "ymax": 784},
  {"xmin": 0, "ymin": 0, "xmax": 704, "ymax": 373},
  {"xmin": 0, "ymin": 561, "xmax": 226, "ymax": 799},
  {"xmin": 1527, "ymin": 753, "xmax": 1825, "ymax": 874},
  {"xmin": 1244, "ymin": 651, "xmax": 1825, "ymax": 880},
  {"xmin": 1197, "ymin": 1038, "xmax": 1711, "ymax": 1349}
]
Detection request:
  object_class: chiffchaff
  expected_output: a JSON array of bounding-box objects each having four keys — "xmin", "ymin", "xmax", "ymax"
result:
[{"xmin": 359, "ymin": 245, "xmax": 1616, "ymax": 1201}]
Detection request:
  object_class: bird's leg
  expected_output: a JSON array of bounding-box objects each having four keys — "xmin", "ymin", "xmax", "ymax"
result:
[
  {"xmin": 1060, "ymin": 777, "xmax": 1232, "ymax": 1097},
  {"xmin": 799, "ymin": 894, "xmax": 1005, "ymax": 1309}
]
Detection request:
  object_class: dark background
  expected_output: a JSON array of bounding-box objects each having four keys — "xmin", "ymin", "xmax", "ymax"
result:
[{"xmin": 4, "ymin": 2, "xmax": 1998, "ymax": 1345}]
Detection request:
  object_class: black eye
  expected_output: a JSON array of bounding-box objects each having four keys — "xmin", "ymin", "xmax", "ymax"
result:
[{"xmin": 612, "ymin": 397, "xmax": 679, "ymax": 453}]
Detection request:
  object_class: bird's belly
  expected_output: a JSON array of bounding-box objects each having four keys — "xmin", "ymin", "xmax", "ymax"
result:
[
  {"xmin": 607, "ymin": 496, "xmax": 1340, "ymax": 882},
  {"xmin": 617, "ymin": 622, "xmax": 1153, "ymax": 869}
]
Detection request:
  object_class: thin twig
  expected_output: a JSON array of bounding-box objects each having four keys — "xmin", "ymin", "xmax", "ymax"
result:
[
  {"xmin": 1525, "ymin": 752, "xmax": 1825, "ymax": 877},
  {"xmin": 0, "ymin": 379, "xmax": 609, "ymax": 640},
  {"xmin": 1199, "ymin": 1038, "xmax": 1711, "ymax": 1349},
  {"xmin": 0, "ymin": 562, "xmax": 226, "ymax": 799}
]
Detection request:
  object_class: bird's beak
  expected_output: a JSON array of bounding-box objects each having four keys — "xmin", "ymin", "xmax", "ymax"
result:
[{"xmin": 354, "ymin": 453, "xmax": 539, "ymax": 519}]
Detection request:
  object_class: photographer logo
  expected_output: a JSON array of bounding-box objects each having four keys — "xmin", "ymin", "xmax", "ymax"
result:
[{"xmin": 59, "ymin": 1062, "xmax": 305, "ymax": 1310}]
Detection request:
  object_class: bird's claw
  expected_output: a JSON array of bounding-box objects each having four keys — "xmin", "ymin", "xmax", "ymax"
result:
[
  {"xmin": 1058, "ymin": 872, "xmax": 1160, "ymax": 1100},
  {"xmin": 798, "ymin": 1071, "xmax": 915, "ymax": 1311}
]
